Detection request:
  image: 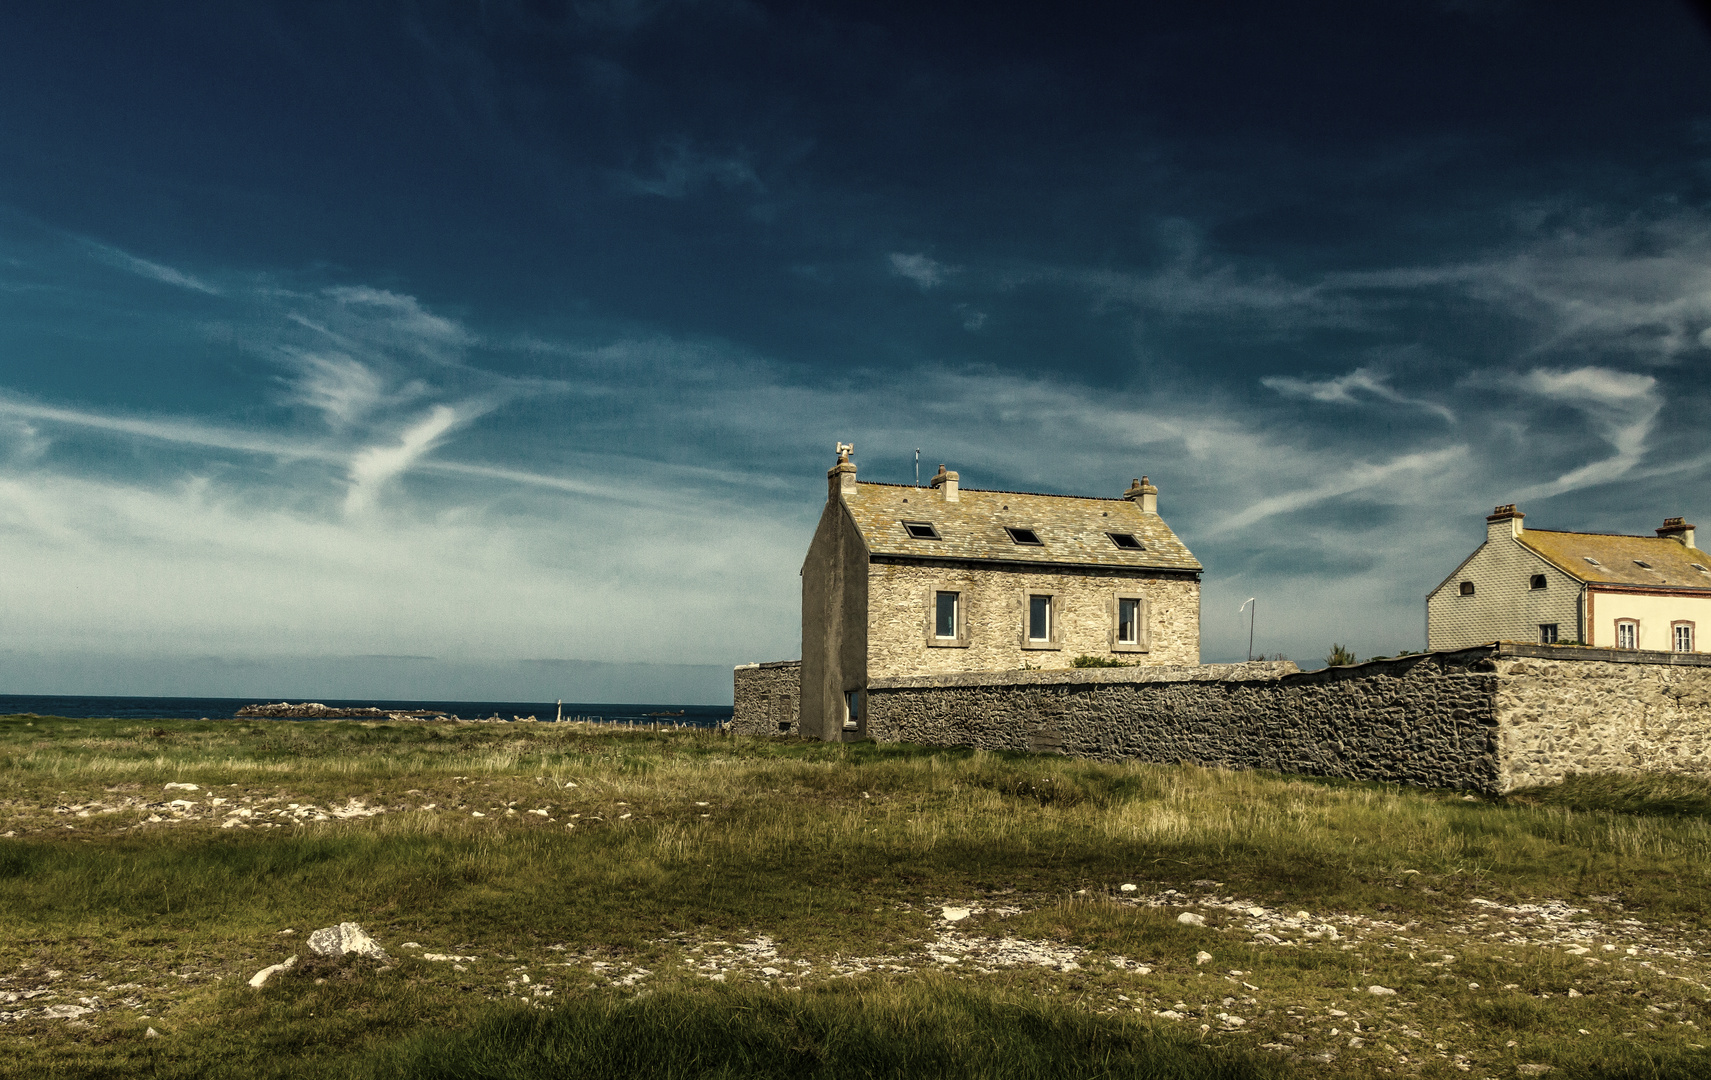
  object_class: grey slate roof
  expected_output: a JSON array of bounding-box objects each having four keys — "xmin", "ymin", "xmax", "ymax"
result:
[{"xmin": 842, "ymin": 481, "xmax": 1201, "ymax": 572}]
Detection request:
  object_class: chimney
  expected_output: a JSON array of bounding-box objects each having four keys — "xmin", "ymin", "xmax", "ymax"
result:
[
  {"xmin": 827, "ymin": 442, "xmax": 857, "ymax": 499},
  {"xmin": 1486, "ymin": 503, "xmax": 1524, "ymax": 541},
  {"xmin": 1123, "ymin": 476, "xmax": 1158, "ymax": 515},
  {"xmin": 1657, "ymin": 517, "xmax": 1697, "ymax": 550},
  {"xmin": 928, "ymin": 464, "xmax": 959, "ymax": 502}
]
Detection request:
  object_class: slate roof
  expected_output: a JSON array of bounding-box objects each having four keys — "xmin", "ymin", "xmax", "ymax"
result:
[
  {"xmin": 841, "ymin": 481, "xmax": 1201, "ymax": 572},
  {"xmin": 1519, "ymin": 530, "xmax": 1711, "ymax": 591}
]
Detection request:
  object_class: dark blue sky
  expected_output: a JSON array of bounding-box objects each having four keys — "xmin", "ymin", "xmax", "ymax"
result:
[{"xmin": 1, "ymin": 1, "xmax": 1709, "ymax": 700}]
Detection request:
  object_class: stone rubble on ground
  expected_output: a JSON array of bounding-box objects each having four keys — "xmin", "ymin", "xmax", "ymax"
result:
[
  {"xmin": 248, "ymin": 955, "xmax": 297, "ymax": 988},
  {"xmin": 307, "ymin": 923, "xmax": 390, "ymax": 961}
]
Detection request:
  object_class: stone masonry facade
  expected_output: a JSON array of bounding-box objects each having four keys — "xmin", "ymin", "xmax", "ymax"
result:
[
  {"xmin": 865, "ymin": 560, "xmax": 1199, "ymax": 676},
  {"xmin": 733, "ymin": 645, "xmax": 1711, "ymax": 792},
  {"xmin": 731, "ymin": 661, "xmax": 801, "ymax": 737}
]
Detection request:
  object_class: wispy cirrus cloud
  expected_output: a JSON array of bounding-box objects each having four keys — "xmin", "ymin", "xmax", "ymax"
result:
[
  {"xmin": 1262, "ymin": 366, "xmax": 1456, "ymax": 422},
  {"xmin": 615, "ymin": 138, "xmax": 762, "ymax": 198},
  {"xmin": 81, "ymin": 240, "xmax": 221, "ymax": 295},
  {"xmin": 888, "ymin": 252, "xmax": 955, "ymax": 290},
  {"xmin": 1510, "ymin": 366, "xmax": 1662, "ymax": 498}
]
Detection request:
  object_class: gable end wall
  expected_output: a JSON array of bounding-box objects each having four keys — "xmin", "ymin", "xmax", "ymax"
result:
[{"xmin": 1428, "ymin": 537, "xmax": 1581, "ymax": 650}]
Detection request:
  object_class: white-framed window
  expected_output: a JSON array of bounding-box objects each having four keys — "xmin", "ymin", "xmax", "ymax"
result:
[
  {"xmin": 843, "ymin": 690, "xmax": 861, "ymax": 730},
  {"xmin": 934, "ymin": 591, "xmax": 960, "ymax": 639},
  {"xmin": 1539, "ymin": 624, "xmax": 1558, "ymax": 645},
  {"xmin": 925, "ymin": 584, "xmax": 970, "ymax": 648},
  {"xmin": 1674, "ymin": 622, "xmax": 1695, "ymax": 653},
  {"xmin": 1028, "ymin": 594, "xmax": 1052, "ymax": 641},
  {"xmin": 1616, "ymin": 620, "xmax": 1638, "ymax": 650},
  {"xmin": 1019, "ymin": 589, "xmax": 1061, "ymax": 650},
  {"xmin": 1117, "ymin": 598, "xmax": 1140, "ymax": 644}
]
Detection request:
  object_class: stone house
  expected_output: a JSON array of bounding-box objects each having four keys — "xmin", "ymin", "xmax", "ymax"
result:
[
  {"xmin": 1427, "ymin": 505, "xmax": 1711, "ymax": 653},
  {"xmin": 799, "ymin": 445, "xmax": 1202, "ymax": 741}
]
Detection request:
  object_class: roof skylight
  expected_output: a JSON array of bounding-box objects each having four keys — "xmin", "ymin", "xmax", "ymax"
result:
[
  {"xmin": 1693, "ymin": 564, "xmax": 1710, "ymax": 573},
  {"xmin": 1107, "ymin": 532, "xmax": 1145, "ymax": 550},
  {"xmin": 1634, "ymin": 560, "xmax": 1653, "ymax": 569},
  {"xmin": 901, "ymin": 521, "xmax": 940, "ymax": 540},
  {"xmin": 1004, "ymin": 527, "xmax": 1043, "ymax": 546},
  {"xmin": 1583, "ymin": 557, "xmax": 1601, "ymax": 566}
]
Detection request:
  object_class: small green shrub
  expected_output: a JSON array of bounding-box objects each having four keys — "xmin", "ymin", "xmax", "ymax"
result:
[
  {"xmin": 1325, "ymin": 643, "xmax": 1356, "ymax": 666},
  {"xmin": 1070, "ymin": 654, "xmax": 1133, "ymax": 668}
]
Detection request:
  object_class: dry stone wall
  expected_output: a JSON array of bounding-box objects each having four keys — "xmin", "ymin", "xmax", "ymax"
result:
[
  {"xmin": 866, "ymin": 653, "xmax": 1503, "ymax": 790},
  {"xmin": 732, "ymin": 661, "xmax": 802, "ymax": 737},
  {"xmin": 731, "ymin": 645, "xmax": 1711, "ymax": 793},
  {"xmin": 1495, "ymin": 651, "xmax": 1711, "ymax": 788}
]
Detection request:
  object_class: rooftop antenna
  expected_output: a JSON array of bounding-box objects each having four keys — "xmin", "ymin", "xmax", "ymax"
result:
[
  {"xmin": 1239, "ymin": 598, "xmax": 1256, "ymax": 662},
  {"xmin": 915, "ymin": 448, "xmax": 921, "ymax": 487}
]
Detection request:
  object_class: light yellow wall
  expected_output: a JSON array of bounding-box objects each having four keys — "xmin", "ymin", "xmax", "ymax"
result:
[{"xmin": 1587, "ymin": 591, "xmax": 1711, "ymax": 651}]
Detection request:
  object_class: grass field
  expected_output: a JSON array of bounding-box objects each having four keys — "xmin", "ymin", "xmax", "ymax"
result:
[{"xmin": 2, "ymin": 714, "xmax": 1709, "ymax": 1078}]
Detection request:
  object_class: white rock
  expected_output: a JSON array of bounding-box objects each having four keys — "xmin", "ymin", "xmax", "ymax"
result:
[
  {"xmin": 1119, "ymin": 883, "xmax": 1137, "ymax": 893},
  {"xmin": 163, "ymin": 783, "xmax": 199, "ymax": 791},
  {"xmin": 760, "ymin": 967, "xmax": 782, "ymax": 976},
  {"xmin": 1295, "ymin": 911, "xmax": 1310, "ymax": 919},
  {"xmin": 307, "ymin": 922, "xmax": 390, "ymax": 961},
  {"xmin": 1247, "ymin": 907, "xmax": 1266, "ymax": 917},
  {"xmin": 941, "ymin": 906, "xmax": 972, "ymax": 922},
  {"xmin": 42, "ymin": 1004, "xmax": 93, "ymax": 1019},
  {"xmin": 1568, "ymin": 988, "xmax": 1581, "ymax": 997},
  {"xmin": 145, "ymin": 1026, "xmax": 161, "ymax": 1038},
  {"xmin": 1177, "ymin": 912, "xmax": 1206, "ymax": 926},
  {"xmin": 1195, "ymin": 951, "xmax": 1213, "ymax": 965},
  {"xmin": 1369, "ymin": 985, "xmax": 1397, "ymax": 996},
  {"xmin": 1516, "ymin": 1067, "xmax": 1553, "ymax": 1076},
  {"xmin": 249, "ymin": 955, "xmax": 297, "ymax": 988}
]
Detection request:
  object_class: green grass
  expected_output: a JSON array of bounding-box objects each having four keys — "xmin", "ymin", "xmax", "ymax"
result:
[{"xmin": 2, "ymin": 715, "xmax": 1710, "ymax": 1077}]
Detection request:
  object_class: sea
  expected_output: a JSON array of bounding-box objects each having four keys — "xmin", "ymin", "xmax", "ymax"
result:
[{"xmin": 0, "ymin": 694, "xmax": 732, "ymax": 727}]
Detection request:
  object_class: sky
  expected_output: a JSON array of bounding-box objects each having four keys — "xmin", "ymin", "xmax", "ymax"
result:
[{"xmin": 2, "ymin": 1, "xmax": 1710, "ymax": 703}]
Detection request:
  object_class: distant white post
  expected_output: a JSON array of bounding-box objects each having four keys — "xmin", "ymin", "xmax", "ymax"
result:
[{"xmin": 1239, "ymin": 598, "xmax": 1256, "ymax": 662}]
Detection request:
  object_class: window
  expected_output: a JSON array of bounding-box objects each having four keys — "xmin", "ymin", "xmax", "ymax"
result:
[
  {"xmin": 843, "ymin": 690, "xmax": 860, "ymax": 731},
  {"xmin": 934, "ymin": 591, "xmax": 959, "ymax": 639},
  {"xmin": 1529, "ymin": 574, "xmax": 1547, "ymax": 590},
  {"xmin": 1005, "ymin": 527, "xmax": 1043, "ymax": 545},
  {"xmin": 1459, "ymin": 581, "xmax": 1475, "ymax": 596},
  {"xmin": 1107, "ymin": 532, "xmax": 1144, "ymax": 550},
  {"xmin": 1028, "ymin": 595, "xmax": 1052, "ymax": 641},
  {"xmin": 1675, "ymin": 622, "xmax": 1695, "ymax": 653},
  {"xmin": 1616, "ymin": 621, "xmax": 1638, "ymax": 650},
  {"xmin": 902, "ymin": 521, "xmax": 940, "ymax": 539},
  {"xmin": 1539, "ymin": 624, "xmax": 1558, "ymax": 645},
  {"xmin": 1117, "ymin": 598, "xmax": 1140, "ymax": 644}
]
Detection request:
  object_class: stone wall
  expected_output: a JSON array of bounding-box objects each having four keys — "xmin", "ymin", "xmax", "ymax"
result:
[
  {"xmin": 732, "ymin": 661, "xmax": 802, "ymax": 737},
  {"xmin": 1494, "ymin": 648, "xmax": 1711, "ymax": 788},
  {"xmin": 731, "ymin": 644, "xmax": 1711, "ymax": 792},
  {"xmin": 865, "ymin": 653, "xmax": 1503, "ymax": 791},
  {"xmin": 866, "ymin": 560, "xmax": 1199, "ymax": 675}
]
